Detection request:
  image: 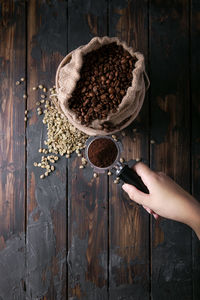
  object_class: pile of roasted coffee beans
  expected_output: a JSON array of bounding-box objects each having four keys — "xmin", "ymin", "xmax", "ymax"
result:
[{"xmin": 68, "ymin": 42, "xmax": 137, "ymax": 131}]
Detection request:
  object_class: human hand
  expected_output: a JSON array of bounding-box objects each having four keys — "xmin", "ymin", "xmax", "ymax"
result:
[{"xmin": 122, "ymin": 162, "xmax": 200, "ymax": 239}]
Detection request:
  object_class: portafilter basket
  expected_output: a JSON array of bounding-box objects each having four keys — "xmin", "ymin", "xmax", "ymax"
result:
[{"xmin": 85, "ymin": 136, "xmax": 149, "ymax": 194}]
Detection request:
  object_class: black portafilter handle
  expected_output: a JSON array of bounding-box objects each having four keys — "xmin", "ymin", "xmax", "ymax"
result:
[{"xmin": 117, "ymin": 165, "xmax": 149, "ymax": 194}]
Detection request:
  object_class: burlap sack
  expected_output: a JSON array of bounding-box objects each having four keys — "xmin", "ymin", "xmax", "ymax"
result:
[{"xmin": 55, "ymin": 36, "xmax": 149, "ymax": 136}]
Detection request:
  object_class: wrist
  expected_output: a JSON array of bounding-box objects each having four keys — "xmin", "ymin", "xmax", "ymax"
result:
[
  {"xmin": 191, "ymin": 214, "xmax": 200, "ymax": 240},
  {"xmin": 187, "ymin": 198, "xmax": 200, "ymax": 239}
]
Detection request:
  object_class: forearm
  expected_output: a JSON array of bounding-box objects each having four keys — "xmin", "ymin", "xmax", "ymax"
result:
[{"xmin": 187, "ymin": 199, "xmax": 200, "ymax": 239}]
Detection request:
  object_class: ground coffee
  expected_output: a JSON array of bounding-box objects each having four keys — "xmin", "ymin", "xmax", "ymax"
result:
[
  {"xmin": 88, "ymin": 138, "xmax": 118, "ymax": 168},
  {"xmin": 68, "ymin": 42, "xmax": 137, "ymax": 130}
]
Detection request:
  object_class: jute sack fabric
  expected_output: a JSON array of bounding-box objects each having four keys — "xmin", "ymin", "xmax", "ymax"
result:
[{"xmin": 55, "ymin": 36, "xmax": 149, "ymax": 136}]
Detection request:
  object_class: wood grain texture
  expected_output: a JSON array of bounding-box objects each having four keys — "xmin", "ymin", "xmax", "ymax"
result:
[
  {"xmin": 149, "ymin": 1, "xmax": 192, "ymax": 299},
  {"xmin": 0, "ymin": 1, "xmax": 26, "ymax": 298},
  {"xmin": 0, "ymin": 1, "xmax": 199, "ymax": 299},
  {"xmin": 67, "ymin": 0, "xmax": 109, "ymax": 299},
  {"xmin": 0, "ymin": 0, "xmax": 25, "ymax": 241},
  {"xmin": 191, "ymin": 1, "xmax": 200, "ymax": 299},
  {"xmin": 109, "ymin": 0, "xmax": 150, "ymax": 299},
  {"xmin": 26, "ymin": 1, "xmax": 67, "ymax": 299}
]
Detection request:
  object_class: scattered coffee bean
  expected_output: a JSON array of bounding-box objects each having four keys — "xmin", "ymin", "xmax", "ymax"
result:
[{"xmin": 121, "ymin": 131, "xmax": 126, "ymax": 137}]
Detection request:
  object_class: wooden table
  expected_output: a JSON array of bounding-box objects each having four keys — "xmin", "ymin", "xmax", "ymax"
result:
[{"xmin": 0, "ymin": 0, "xmax": 200, "ymax": 299}]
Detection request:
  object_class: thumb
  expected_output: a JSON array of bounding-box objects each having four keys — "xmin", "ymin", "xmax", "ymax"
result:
[{"xmin": 122, "ymin": 183, "xmax": 148, "ymax": 206}]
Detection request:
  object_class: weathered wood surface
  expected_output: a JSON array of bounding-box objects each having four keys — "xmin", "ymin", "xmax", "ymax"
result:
[
  {"xmin": 0, "ymin": 1, "xmax": 26, "ymax": 299},
  {"xmin": 67, "ymin": 1, "xmax": 109, "ymax": 299},
  {"xmin": 26, "ymin": 1, "xmax": 68, "ymax": 299},
  {"xmin": 0, "ymin": 0, "xmax": 200, "ymax": 299},
  {"xmin": 108, "ymin": 0, "xmax": 150, "ymax": 299},
  {"xmin": 150, "ymin": 1, "xmax": 193, "ymax": 299}
]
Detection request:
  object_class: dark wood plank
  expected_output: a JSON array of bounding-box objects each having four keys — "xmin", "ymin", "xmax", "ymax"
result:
[
  {"xmin": 68, "ymin": 0, "xmax": 108, "ymax": 52},
  {"xmin": 0, "ymin": 0, "xmax": 26, "ymax": 298},
  {"xmin": 191, "ymin": 1, "xmax": 200, "ymax": 299},
  {"xmin": 109, "ymin": 0, "xmax": 150, "ymax": 299},
  {"xmin": 26, "ymin": 1, "xmax": 67, "ymax": 299},
  {"xmin": 67, "ymin": 0, "xmax": 109, "ymax": 299},
  {"xmin": 149, "ymin": 1, "xmax": 192, "ymax": 299}
]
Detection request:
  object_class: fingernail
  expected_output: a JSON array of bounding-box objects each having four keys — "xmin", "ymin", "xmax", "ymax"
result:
[
  {"xmin": 122, "ymin": 184, "xmax": 128, "ymax": 192},
  {"xmin": 147, "ymin": 208, "xmax": 152, "ymax": 214},
  {"xmin": 153, "ymin": 213, "xmax": 159, "ymax": 220}
]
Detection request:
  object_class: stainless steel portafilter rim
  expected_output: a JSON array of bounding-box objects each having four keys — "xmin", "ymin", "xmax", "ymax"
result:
[{"xmin": 85, "ymin": 135, "xmax": 123, "ymax": 173}]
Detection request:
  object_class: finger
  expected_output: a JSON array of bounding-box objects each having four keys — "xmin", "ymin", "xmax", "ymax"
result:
[
  {"xmin": 133, "ymin": 162, "xmax": 154, "ymax": 177},
  {"xmin": 142, "ymin": 205, "xmax": 152, "ymax": 214},
  {"xmin": 153, "ymin": 213, "xmax": 160, "ymax": 220},
  {"xmin": 122, "ymin": 183, "xmax": 148, "ymax": 206},
  {"xmin": 143, "ymin": 205, "xmax": 160, "ymax": 219},
  {"xmin": 157, "ymin": 171, "xmax": 166, "ymax": 176},
  {"xmin": 132, "ymin": 162, "xmax": 156, "ymax": 187}
]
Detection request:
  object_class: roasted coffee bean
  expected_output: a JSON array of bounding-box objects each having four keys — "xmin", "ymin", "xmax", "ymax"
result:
[
  {"xmin": 68, "ymin": 42, "xmax": 137, "ymax": 127},
  {"xmin": 84, "ymin": 115, "xmax": 90, "ymax": 122},
  {"xmin": 81, "ymin": 87, "xmax": 86, "ymax": 93},
  {"xmin": 89, "ymin": 92, "xmax": 95, "ymax": 97},
  {"xmin": 93, "ymin": 86, "xmax": 98, "ymax": 93},
  {"xmin": 100, "ymin": 94, "xmax": 106, "ymax": 100},
  {"xmin": 91, "ymin": 98, "xmax": 97, "ymax": 104},
  {"xmin": 109, "ymin": 74, "xmax": 113, "ymax": 80},
  {"xmin": 108, "ymin": 87, "xmax": 114, "ymax": 94},
  {"xmin": 83, "ymin": 99, "xmax": 89, "ymax": 106},
  {"xmin": 88, "ymin": 108, "xmax": 93, "ymax": 114}
]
